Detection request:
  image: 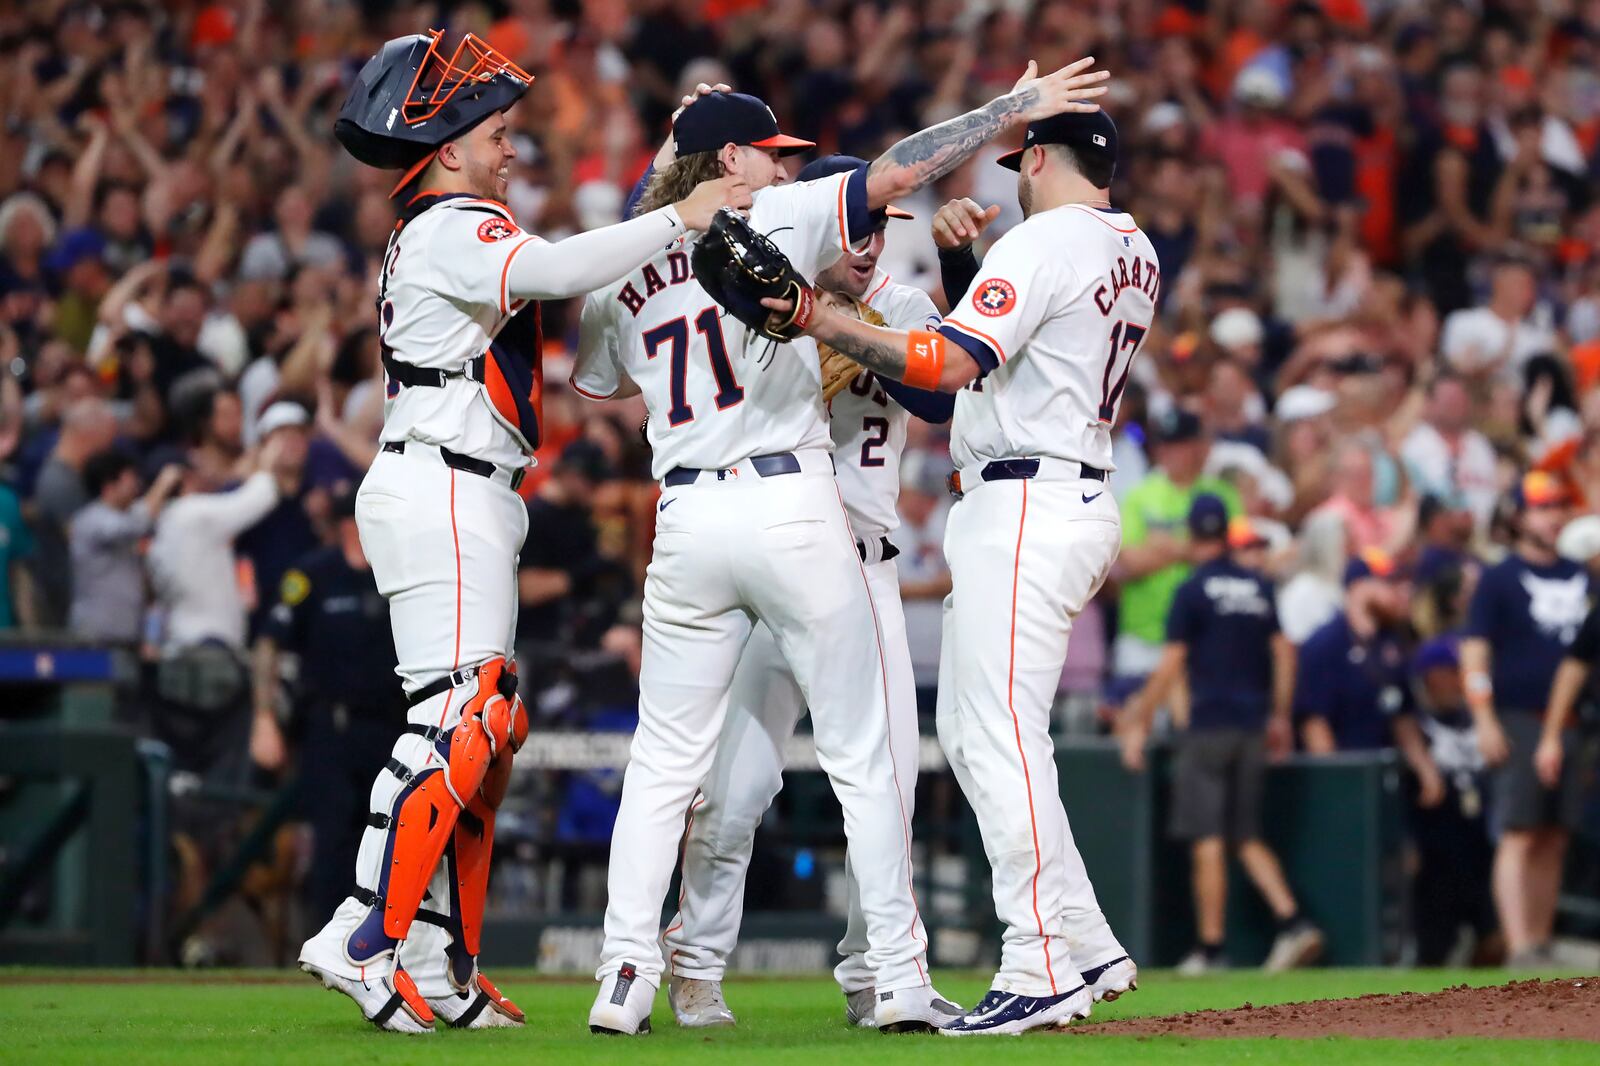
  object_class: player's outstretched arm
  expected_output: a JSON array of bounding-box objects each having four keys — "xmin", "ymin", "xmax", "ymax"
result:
[
  {"xmin": 862, "ymin": 58, "xmax": 1108, "ymax": 209},
  {"xmin": 506, "ymin": 176, "xmax": 751, "ymax": 302},
  {"xmin": 763, "ymin": 295, "xmax": 980, "ymax": 394}
]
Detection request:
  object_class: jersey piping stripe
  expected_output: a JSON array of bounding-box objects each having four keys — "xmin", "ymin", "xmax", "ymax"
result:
[
  {"xmin": 833, "ymin": 482, "xmax": 928, "ymax": 982},
  {"xmin": 499, "ymin": 237, "xmax": 541, "ymax": 315},
  {"xmin": 1067, "ymin": 204, "xmax": 1137, "ymax": 234},
  {"xmin": 942, "ymin": 318, "xmax": 1008, "ymax": 363},
  {"xmin": 835, "ymin": 174, "xmax": 851, "ymax": 254},
  {"xmin": 1007, "ymin": 479, "xmax": 1057, "ymax": 994},
  {"xmin": 567, "ymin": 376, "xmax": 616, "ymax": 401},
  {"xmin": 864, "ymin": 273, "xmax": 891, "ymax": 305}
]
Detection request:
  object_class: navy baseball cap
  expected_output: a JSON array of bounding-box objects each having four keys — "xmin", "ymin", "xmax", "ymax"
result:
[
  {"xmin": 997, "ymin": 109, "xmax": 1118, "ymax": 172},
  {"xmin": 796, "ymin": 155, "xmax": 914, "ymax": 222},
  {"xmin": 1188, "ymin": 493, "xmax": 1229, "ymax": 541},
  {"xmin": 1151, "ymin": 407, "xmax": 1204, "ymax": 445},
  {"xmin": 673, "ymin": 92, "xmax": 814, "ymax": 157}
]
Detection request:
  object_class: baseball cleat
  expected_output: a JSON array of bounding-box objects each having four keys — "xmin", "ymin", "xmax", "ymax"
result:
[
  {"xmin": 938, "ymin": 985, "xmax": 1092, "ymax": 1037},
  {"xmin": 429, "ymin": 972, "xmax": 526, "ymax": 1029},
  {"xmin": 872, "ymin": 983, "xmax": 964, "ymax": 1033},
  {"xmin": 589, "ymin": 962, "xmax": 656, "ymax": 1035},
  {"xmin": 1264, "ymin": 920, "xmax": 1325, "ymax": 973},
  {"xmin": 300, "ymin": 957, "xmax": 435, "ymax": 1034},
  {"xmin": 668, "ymin": 975, "xmax": 736, "ymax": 1028},
  {"xmin": 1080, "ymin": 955, "xmax": 1138, "ymax": 1002},
  {"xmin": 845, "ymin": 985, "xmax": 963, "ymax": 1029}
]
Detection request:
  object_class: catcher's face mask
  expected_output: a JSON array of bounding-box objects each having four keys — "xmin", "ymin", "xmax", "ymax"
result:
[{"xmin": 400, "ymin": 30, "xmax": 532, "ymax": 129}]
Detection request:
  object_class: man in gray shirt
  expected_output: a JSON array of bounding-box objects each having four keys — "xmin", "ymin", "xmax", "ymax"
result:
[{"xmin": 68, "ymin": 452, "xmax": 182, "ymax": 643}]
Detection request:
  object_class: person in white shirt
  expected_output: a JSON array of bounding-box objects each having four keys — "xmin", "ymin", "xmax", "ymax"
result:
[
  {"xmin": 146, "ymin": 437, "xmax": 285, "ymax": 653},
  {"xmin": 1439, "ymin": 258, "xmax": 1557, "ymax": 383},
  {"xmin": 1400, "ymin": 371, "xmax": 1502, "ymax": 531}
]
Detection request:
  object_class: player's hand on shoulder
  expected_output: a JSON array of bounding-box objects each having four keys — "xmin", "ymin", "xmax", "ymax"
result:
[
  {"xmin": 675, "ymin": 175, "xmax": 753, "ymax": 231},
  {"xmin": 1010, "ymin": 56, "xmax": 1110, "ymax": 120},
  {"xmin": 931, "ymin": 198, "xmax": 1001, "ymax": 250}
]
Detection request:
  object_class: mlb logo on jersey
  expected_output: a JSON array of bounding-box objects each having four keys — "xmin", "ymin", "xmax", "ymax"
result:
[
  {"xmin": 477, "ymin": 217, "xmax": 519, "ymax": 242},
  {"xmin": 973, "ymin": 278, "xmax": 1016, "ymax": 317}
]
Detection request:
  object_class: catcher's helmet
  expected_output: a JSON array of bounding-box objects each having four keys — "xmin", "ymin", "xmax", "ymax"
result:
[{"xmin": 335, "ymin": 30, "xmax": 532, "ymax": 196}]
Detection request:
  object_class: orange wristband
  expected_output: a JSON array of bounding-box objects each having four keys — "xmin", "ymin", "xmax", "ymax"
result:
[{"xmin": 903, "ymin": 329, "xmax": 945, "ymax": 390}]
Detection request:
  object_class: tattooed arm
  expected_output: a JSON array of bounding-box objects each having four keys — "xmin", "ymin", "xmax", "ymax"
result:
[
  {"xmin": 779, "ymin": 301, "xmax": 983, "ymax": 394},
  {"xmin": 863, "ymin": 57, "xmax": 1109, "ymax": 209}
]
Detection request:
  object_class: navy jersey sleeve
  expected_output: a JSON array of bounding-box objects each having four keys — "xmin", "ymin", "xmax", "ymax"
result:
[
  {"xmin": 1568, "ymin": 602, "xmax": 1600, "ymax": 663},
  {"xmin": 877, "ymin": 376, "xmax": 955, "ymax": 424},
  {"xmin": 1166, "ymin": 579, "xmax": 1201, "ymax": 645},
  {"xmin": 1262, "ymin": 577, "xmax": 1282, "ymax": 634},
  {"xmin": 938, "ymin": 245, "xmax": 980, "ymax": 309},
  {"xmin": 1464, "ymin": 562, "xmax": 1503, "ymax": 641}
]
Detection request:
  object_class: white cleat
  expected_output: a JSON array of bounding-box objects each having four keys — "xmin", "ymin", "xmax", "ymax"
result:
[
  {"xmin": 1264, "ymin": 920, "xmax": 1325, "ymax": 973},
  {"xmin": 844, "ymin": 985, "xmax": 963, "ymax": 1029},
  {"xmin": 668, "ymin": 974, "xmax": 736, "ymax": 1028},
  {"xmin": 1080, "ymin": 955, "xmax": 1139, "ymax": 1003},
  {"xmin": 872, "ymin": 983, "xmax": 965, "ymax": 1033},
  {"xmin": 589, "ymin": 963, "xmax": 657, "ymax": 1035},
  {"xmin": 428, "ymin": 972, "xmax": 527, "ymax": 1029},
  {"xmin": 299, "ymin": 955, "xmax": 434, "ymax": 1035}
]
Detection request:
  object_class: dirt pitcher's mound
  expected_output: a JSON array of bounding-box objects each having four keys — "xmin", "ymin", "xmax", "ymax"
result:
[{"xmin": 1074, "ymin": 977, "xmax": 1600, "ymax": 1041}]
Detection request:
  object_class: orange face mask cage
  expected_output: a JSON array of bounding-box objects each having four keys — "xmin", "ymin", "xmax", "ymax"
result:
[{"xmin": 400, "ymin": 29, "xmax": 533, "ymax": 129}]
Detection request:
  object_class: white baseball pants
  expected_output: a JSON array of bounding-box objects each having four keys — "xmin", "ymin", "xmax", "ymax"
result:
[
  {"xmin": 936, "ymin": 470, "xmax": 1127, "ymax": 997},
  {"xmin": 597, "ymin": 450, "xmax": 929, "ymax": 993},
  {"xmin": 662, "ymin": 555, "xmax": 920, "ymax": 994}
]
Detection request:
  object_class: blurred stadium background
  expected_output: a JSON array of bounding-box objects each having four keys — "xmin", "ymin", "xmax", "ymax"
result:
[{"xmin": 2, "ymin": 0, "xmax": 1600, "ymax": 979}]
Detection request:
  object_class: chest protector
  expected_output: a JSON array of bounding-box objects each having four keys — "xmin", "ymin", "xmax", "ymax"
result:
[{"xmin": 382, "ymin": 193, "xmax": 545, "ymax": 452}]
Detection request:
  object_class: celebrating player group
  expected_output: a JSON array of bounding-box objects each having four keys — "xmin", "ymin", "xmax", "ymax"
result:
[{"xmin": 303, "ymin": 26, "xmax": 1156, "ymax": 1039}]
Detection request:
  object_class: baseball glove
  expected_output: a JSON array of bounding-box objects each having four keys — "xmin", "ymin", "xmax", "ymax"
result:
[
  {"xmin": 817, "ymin": 291, "xmax": 885, "ymax": 402},
  {"xmin": 691, "ymin": 208, "xmax": 815, "ymax": 342}
]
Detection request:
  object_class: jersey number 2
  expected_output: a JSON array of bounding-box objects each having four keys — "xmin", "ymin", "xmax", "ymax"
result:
[
  {"xmin": 643, "ymin": 307, "xmax": 743, "ymax": 426},
  {"xmin": 1099, "ymin": 321, "xmax": 1148, "ymax": 423}
]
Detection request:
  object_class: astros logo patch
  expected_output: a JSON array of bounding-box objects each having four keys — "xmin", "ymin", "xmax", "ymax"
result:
[
  {"xmin": 973, "ymin": 278, "xmax": 1016, "ymax": 317},
  {"xmin": 477, "ymin": 217, "xmax": 519, "ymax": 242}
]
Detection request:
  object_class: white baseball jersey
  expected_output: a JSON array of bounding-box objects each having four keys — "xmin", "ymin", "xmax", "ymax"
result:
[
  {"xmin": 377, "ymin": 195, "xmax": 541, "ymax": 470},
  {"xmin": 939, "ymin": 205, "xmax": 1161, "ymax": 472},
  {"xmin": 575, "ymin": 171, "xmax": 867, "ymax": 479},
  {"xmin": 824, "ymin": 270, "xmax": 941, "ymax": 539}
]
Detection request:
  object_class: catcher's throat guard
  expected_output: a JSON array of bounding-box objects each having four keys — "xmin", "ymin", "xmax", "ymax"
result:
[
  {"xmin": 691, "ymin": 208, "xmax": 815, "ymax": 342},
  {"xmin": 335, "ymin": 30, "xmax": 533, "ymax": 195}
]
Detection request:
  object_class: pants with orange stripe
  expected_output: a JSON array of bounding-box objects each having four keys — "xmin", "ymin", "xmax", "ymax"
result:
[
  {"xmin": 662, "ymin": 556, "xmax": 920, "ymax": 994},
  {"xmin": 936, "ymin": 475, "xmax": 1127, "ymax": 997},
  {"xmin": 297, "ymin": 447, "xmax": 527, "ymax": 997},
  {"xmin": 597, "ymin": 455, "xmax": 929, "ymax": 994}
]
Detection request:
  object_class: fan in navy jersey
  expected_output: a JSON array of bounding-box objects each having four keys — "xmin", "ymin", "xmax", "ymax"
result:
[{"xmin": 1461, "ymin": 470, "xmax": 1591, "ymax": 967}]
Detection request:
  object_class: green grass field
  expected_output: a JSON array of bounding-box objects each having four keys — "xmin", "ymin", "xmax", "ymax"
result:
[{"xmin": 0, "ymin": 968, "xmax": 1593, "ymax": 1065}]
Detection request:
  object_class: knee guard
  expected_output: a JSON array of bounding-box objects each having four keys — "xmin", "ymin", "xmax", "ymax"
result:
[{"xmin": 345, "ymin": 658, "xmax": 524, "ymax": 967}]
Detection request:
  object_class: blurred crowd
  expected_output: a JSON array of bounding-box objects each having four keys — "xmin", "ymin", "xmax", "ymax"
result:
[{"xmin": 2, "ymin": 0, "xmax": 1600, "ymax": 965}]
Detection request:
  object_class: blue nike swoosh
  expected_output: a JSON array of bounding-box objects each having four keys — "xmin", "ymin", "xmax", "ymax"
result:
[
  {"xmin": 658, "ymin": 498, "xmax": 675, "ymax": 512},
  {"xmin": 1082, "ymin": 492, "xmax": 1103, "ymax": 504}
]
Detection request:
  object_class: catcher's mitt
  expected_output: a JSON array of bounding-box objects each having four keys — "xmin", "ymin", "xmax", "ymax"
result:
[
  {"xmin": 691, "ymin": 208, "xmax": 815, "ymax": 342},
  {"xmin": 817, "ymin": 291, "xmax": 885, "ymax": 402}
]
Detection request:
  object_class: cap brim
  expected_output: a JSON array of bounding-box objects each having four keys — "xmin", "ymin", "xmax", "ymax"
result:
[
  {"xmin": 995, "ymin": 147, "xmax": 1025, "ymax": 171},
  {"xmin": 750, "ymin": 133, "xmax": 816, "ymax": 156},
  {"xmin": 884, "ymin": 205, "xmax": 915, "ymax": 220}
]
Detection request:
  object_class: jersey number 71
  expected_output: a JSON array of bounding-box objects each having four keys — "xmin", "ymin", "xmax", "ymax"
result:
[{"xmin": 643, "ymin": 306, "xmax": 742, "ymax": 426}]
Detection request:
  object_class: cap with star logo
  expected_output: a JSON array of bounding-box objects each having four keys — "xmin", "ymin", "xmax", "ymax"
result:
[{"xmin": 996, "ymin": 108, "xmax": 1118, "ymax": 173}]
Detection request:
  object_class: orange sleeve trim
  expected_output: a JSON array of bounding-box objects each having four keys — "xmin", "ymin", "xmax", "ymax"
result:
[
  {"xmin": 835, "ymin": 173, "xmax": 851, "ymax": 253},
  {"xmin": 943, "ymin": 318, "xmax": 1009, "ymax": 363},
  {"xmin": 865, "ymin": 273, "xmax": 891, "ymax": 305},
  {"xmin": 499, "ymin": 236, "xmax": 541, "ymax": 314},
  {"xmin": 568, "ymin": 377, "xmax": 617, "ymax": 401}
]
